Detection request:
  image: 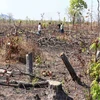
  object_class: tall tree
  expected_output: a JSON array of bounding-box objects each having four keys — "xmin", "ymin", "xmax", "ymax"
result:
[
  {"xmin": 97, "ymin": 0, "xmax": 100, "ymax": 26},
  {"xmin": 68, "ymin": 0, "xmax": 87, "ymax": 25},
  {"xmin": 57, "ymin": 12, "xmax": 60, "ymax": 21},
  {"xmin": 91, "ymin": 0, "xmax": 93, "ymax": 30},
  {"xmin": 41, "ymin": 13, "xmax": 45, "ymax": 21}
]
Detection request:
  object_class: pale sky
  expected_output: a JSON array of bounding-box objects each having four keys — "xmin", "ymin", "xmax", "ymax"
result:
[{"xmin": 0, "ymin": 0, "xmax": 98, "ymax": 20}]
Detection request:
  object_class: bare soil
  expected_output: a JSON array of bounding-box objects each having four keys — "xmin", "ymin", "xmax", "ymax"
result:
[{"xmin": 0, "ymin": 24, "xmax": 98, "ymax": 100}]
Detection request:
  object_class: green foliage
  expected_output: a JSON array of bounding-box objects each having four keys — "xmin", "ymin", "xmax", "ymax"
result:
[
  {"xmin": 81, "ymin": 48, "xmax": 86, "ymax": 53},
  {"xmin": 89, "ymin": 39, "xmax": 100, "ymax": 100},
  {"xmin": 91, "ymin": 80, "xmax": 100, "ymax": 100},
  {"xmin": 90, "ymin": 43, "xmax": 97, "ymax": 51},
  {"xmin": 35, "ymin": 55, "xmax": 42, "ymax": 65},
  {"xmin": 90, "ymin": 38, "xmax": 100, "ymax": 62},
  {"xmin": 89, "ymin": 62, "xmax": 100, "ymax": 79},
  {"xmin": 90, "ymin": 40, "xmax": 100, "ymax": 51},
  {"xmin": 32, "ymin": 77, "xmax": 39, "ymax": 85},
  {"xmin": 68, "ymin": 0, "xmax": 87, "ymax": 18},
  {"xmin": 42, "ymin": 22, "xmax": 48, "ymax": 28}
]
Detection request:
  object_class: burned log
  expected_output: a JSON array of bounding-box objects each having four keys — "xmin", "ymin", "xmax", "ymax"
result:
[
  {"xmin": 0, "ymin": 80, "xmax": 48, "ymax": 88},
  {"xmin": 0, "ymin": 68, "xmax": 45, "ymax": 82}
]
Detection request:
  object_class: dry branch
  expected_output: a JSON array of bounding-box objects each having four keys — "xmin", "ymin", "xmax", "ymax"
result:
[{"xmin": 0, "ymin": 68, "xmax": 45, "ymax": 81}]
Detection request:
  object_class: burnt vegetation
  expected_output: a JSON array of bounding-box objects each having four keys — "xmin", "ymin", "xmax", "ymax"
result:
[{"xmin": 0, "ymin": 18, "xmax": 99, "ymax": 100}]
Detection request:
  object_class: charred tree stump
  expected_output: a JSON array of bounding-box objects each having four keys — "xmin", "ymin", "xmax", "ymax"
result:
[
  {"xmin": 47, "ymin": 80, "xmax": 73, "ymax": 100},
  {"xmin": 60, "ymin": 53, "xmax": 80, "ymax": 83},
  {"xmin": 60, "ymin": 53, "xmax": 89, "ymax": 88},
  {"xmin": 26, "ymin": 52, "xmax": 33, "ymax": 82}
]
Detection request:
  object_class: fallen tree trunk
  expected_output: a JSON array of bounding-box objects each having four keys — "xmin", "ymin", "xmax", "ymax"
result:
[
  {"xmin": 0, "ymin": 78, "xmax": 73, "ymax": 99},
  {"xmin": 0, "ymin": 80, "xmax": 48, "ymax": 88},
  {"xmin": 12, "ymin": 71, "xmax": 46, "ymax": 81},
  {"xmin": 0, "ymin": 68, "xmax": 45, "ymax": 81}
]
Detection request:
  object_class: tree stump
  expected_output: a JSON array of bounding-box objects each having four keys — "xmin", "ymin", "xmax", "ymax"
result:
[
  {"xmin": 26, "ymin": 52, "xmax": 33, "ymax": 82},
  {"xmin": 47, "ymin": 80, "xmax": 73, "ymax": 100},
  {"xmin": 60, "ymin": 52, "xmax": 80, "ymax": 82},
  {"xmin": 60, "ymin": 52, "xmax": 89, "ymax": 88}
]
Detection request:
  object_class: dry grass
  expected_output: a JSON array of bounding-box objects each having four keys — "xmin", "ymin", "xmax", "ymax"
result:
[{"xmin": 0, "ymin": 35, "xmax": 42, "ymax": 64}]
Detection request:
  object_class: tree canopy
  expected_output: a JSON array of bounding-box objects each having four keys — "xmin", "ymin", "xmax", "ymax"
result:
[{"xmin": 68, "ymin": 0, "xmax": 87, "ymax": 16}]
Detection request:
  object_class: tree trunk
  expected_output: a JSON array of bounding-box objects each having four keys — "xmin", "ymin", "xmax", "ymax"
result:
[
  {"xmin": 26, "ymin": 52, "xmax": 33, "ymax": 82},
  {"xmin": 60, "ymin": 53, "xmax": 89, "ymax": 88},
  {"xmin": 0, "ymin": 80, "xmax": 48, "ymax": 88},
  {"xmin": 73, "ymin": 13, "xmax": 76, "ymax": 27},
  {"xmin": 60, "ymin": 53, "xmax": 80, "ymax": 82},
  {"xmin": 97, "ymin": 0, "xmax": 100, "ymax": 27},
  {"xmin": 47, "ymin": 80, "xmax": 73, "ymax": 100}
]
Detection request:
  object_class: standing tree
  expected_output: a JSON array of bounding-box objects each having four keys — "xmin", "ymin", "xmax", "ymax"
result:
[
  {"xmin": 8, "ymin": 13, "xmax": 13, "ymax": 23},
  {"xmin": 68, "ymin": 0, "xmax": 87, "ymax": 26},
  {"xmin": 26, "ymin": 16, "xmax": 30, "ymax": 24},
  {"xmin": 57, "ymin": 12, "xmax": 60, "ymax": 21},
  {"xmin": 63, "ymin": 17, "xmax": 66, "ymax": 24},
  {"xmin": 41, "ymin": 13, "xmax": 45, "ymax": 21},
  {"xmin": 91, "ymin": 0, "xmax": 93, "ymax": 30},
  {"xmin": 97, "ymin": 0, "xmax": 100, "ymax": 26}
]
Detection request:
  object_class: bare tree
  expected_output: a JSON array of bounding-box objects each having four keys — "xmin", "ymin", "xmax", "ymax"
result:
[
  {"xmin": 97, "ymin": 0, "xmax": 100, "ymax": 26},
  {"xmin": 7, "ymin": 13, "xmax": 13, "ymax": 23},
  {"xmin": 91, "ymin": 0, "xmax": 93, "ymax": 30},
  {"xmin": 57, "ymin": 12, "xmax": 60, "ymax": 21},
  {"xmin": 41, "ymin": 13, "xmax": 45, "ymax": 21}
]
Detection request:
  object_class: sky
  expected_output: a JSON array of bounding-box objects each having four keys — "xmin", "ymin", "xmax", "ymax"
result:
[{"xmin": 0, "ymin": 0, "xmax": 98, "ymax": 20}]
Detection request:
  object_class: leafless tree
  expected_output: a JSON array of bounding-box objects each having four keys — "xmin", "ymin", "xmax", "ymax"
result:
[
  {"xmin": 57, "ymin": 12, "xmax": 60, "ymax": 21},
  {"xmin": 91, "ymin": 0, "xmax": 93, "ymax": 30},
  {"xmin": 7, "ymin": 13, "xmax": 13, "ymax": 23},
  {"xmin": 97, "ymin": 0, "xmax": 100, "ymax": 26},
  {"xmin": 41, "ymin": 13, "xmax": 45, "ymax": 21}
]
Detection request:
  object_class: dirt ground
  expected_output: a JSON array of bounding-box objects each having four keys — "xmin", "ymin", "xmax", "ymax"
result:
[{"xmin": 0, "ymin": 27, "xmax": 98, "ymax": 100}]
